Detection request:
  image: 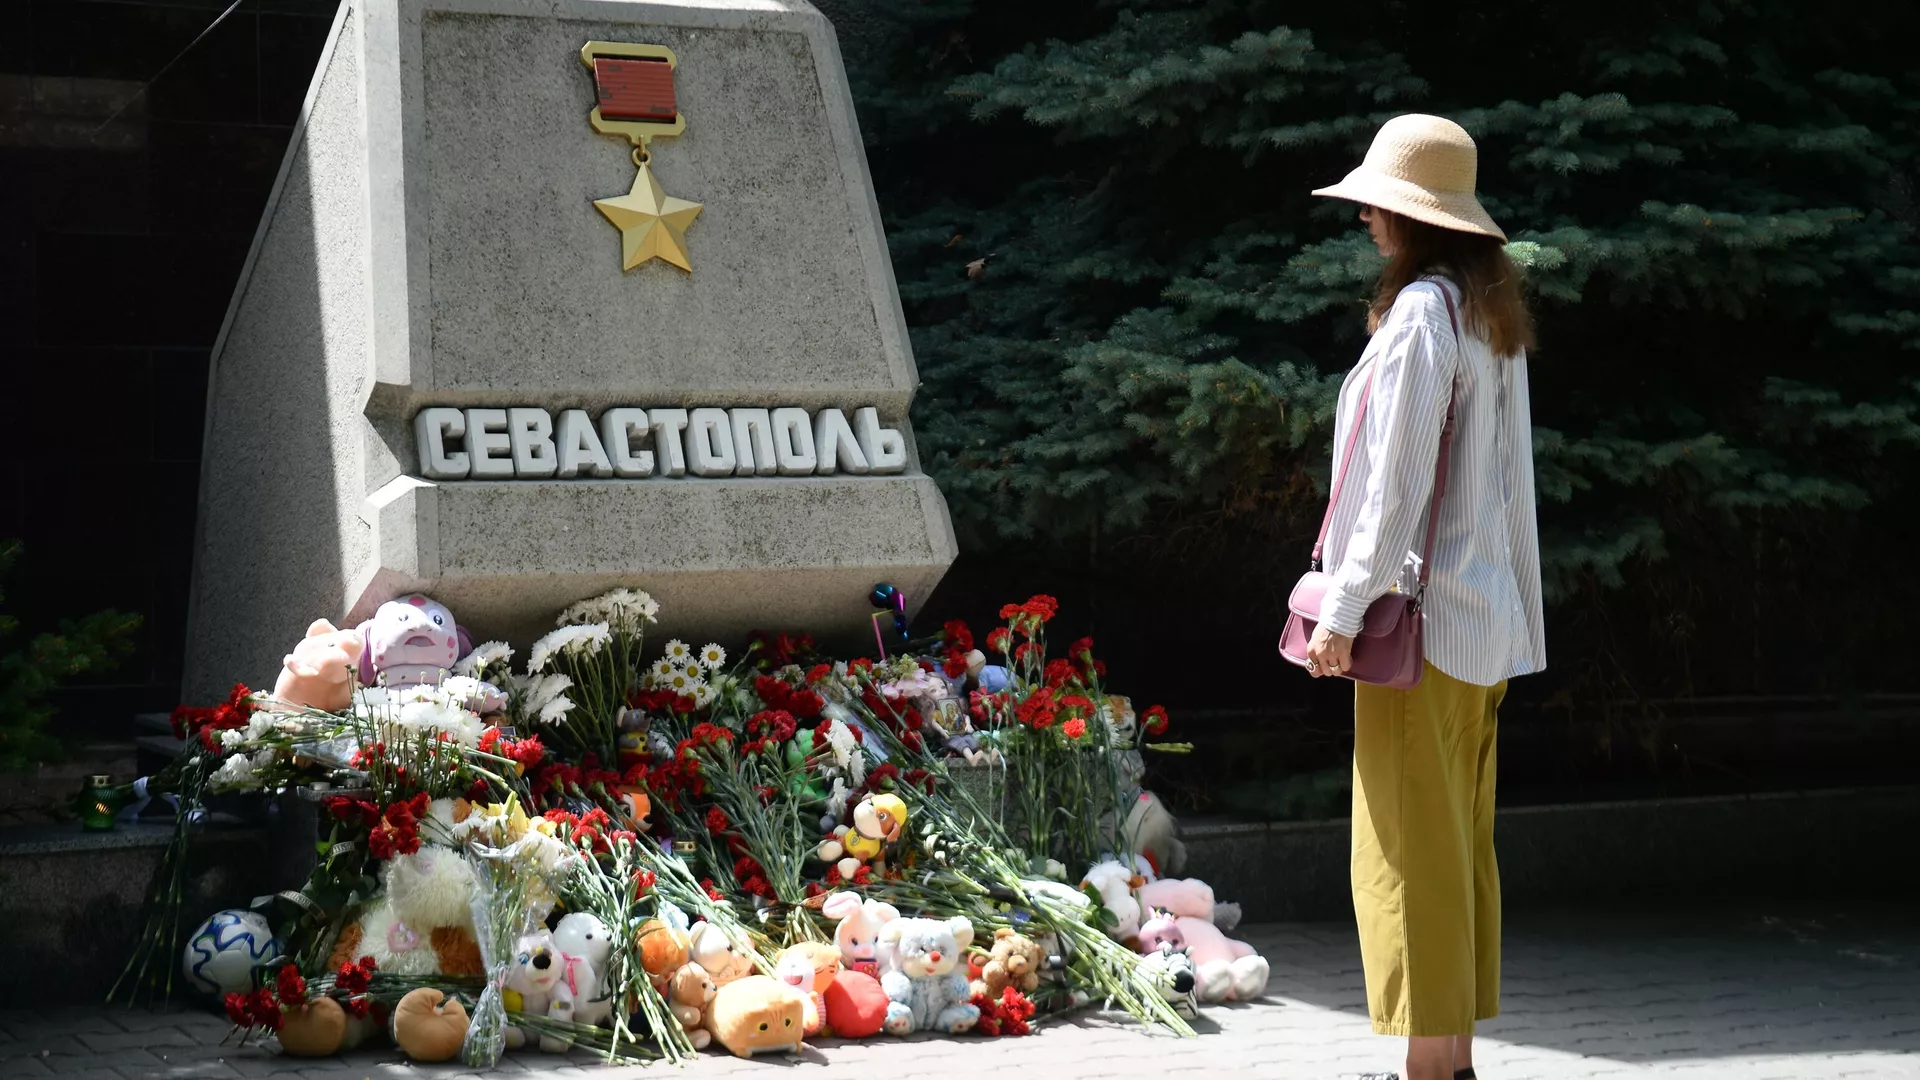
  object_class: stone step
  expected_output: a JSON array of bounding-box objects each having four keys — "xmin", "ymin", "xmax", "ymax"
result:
[
  {"xmin": 0, "ymin": 787, "xmax": 324, "ymax": 1008},
  {"xmin": 1182, "ymin": 784, "xmax": 1920, "ymax": 923},
  {"xmin": 5, "ymin": 741, "xmax": 139, "ymax": 824}
]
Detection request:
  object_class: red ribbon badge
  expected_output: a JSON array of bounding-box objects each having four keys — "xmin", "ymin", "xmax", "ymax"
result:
[{"xmin": 592, "ymin": 57, "xmax": 676, "ymax": 124}]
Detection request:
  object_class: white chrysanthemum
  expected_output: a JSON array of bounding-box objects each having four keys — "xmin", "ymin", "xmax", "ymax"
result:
[
  {"xmin": 435, "ymin": 675, "xmax": 491, "ymax": 710},
  {"xmin": 822, "ymin": 720, "xmax": 865, "ymax": 783},
  {"xmin": 565, "ymin": 622, "xmax": 612, "ymax": 656},
  {"xmin": 453, "ymin": 640, "xmax": 513, "ymax": 678},
  {"xmin": 698, "ymin": 643, "xmax": 727, "ymax": 671},
  {"xmin": 518, "ymin": 673, "xmax": 574, "ymax": 721},
  {"xmin": 600, "ymin": 587, "xmax": 661, "ymax": 632},
  {"xmin": 395, "ymin": 698, "xmax": 485, "ymax": 746},
  {"xmin": 526, "ymin": 626, "xmax": 570, "ymax": 673},
  {"xmin": 538, "ymin": 694, "xmax": 576, "ymax": 726},
  {"xmin": 825, "ymin": 777, "xmax": 852, "ymax": 822},
  {"xmin": 557, "ymin": 596, "xmax": 599, "ymax": 627},
  {"xmin": 663, "ymin": 639, "xmax": 693, "ymax": 664},
  {"xmin": 515, "ymin": 827, "xmax": 573, "ymax": 875}
]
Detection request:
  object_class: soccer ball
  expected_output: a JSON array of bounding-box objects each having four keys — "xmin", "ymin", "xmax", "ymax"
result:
[{"xmin": 181, "ymin": 909, "xmax": 281, "ymax": 996}]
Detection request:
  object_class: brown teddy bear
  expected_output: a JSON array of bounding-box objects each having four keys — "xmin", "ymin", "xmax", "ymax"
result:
[
  {"xmin": 969, "ymin": 927, "xmax": 1044, "ymax": 998},
  {"xmin": 667, "ymin": 962, "xmax": 716, "ymax": 1051}
]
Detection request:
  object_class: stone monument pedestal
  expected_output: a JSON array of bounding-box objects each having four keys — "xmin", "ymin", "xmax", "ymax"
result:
[{"xmin": 183, "ymin": 0, "xmax": 955, "ymax": 700}]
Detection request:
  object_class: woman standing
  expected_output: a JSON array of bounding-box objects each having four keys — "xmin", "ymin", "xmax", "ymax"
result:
[{"xmin": 1300, "ymin": 115, "xmax": 1547, "ymax": 1080}]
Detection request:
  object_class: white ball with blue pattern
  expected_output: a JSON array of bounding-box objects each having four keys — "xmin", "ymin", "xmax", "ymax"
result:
[{"xmin": 181, "ymin": 909, "xmax": 281, "ymax": 996}]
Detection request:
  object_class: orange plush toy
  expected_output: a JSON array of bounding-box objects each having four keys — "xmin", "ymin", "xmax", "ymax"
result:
[
  {"xmin": 273, "ymin": 619, "xmax": 364, "ymax": 712},
  {"xmin": 773, "ymin": 943, "xmax": 840, "ymax": 1036},
  {"xmin": 706, "ymin": 975, "xmax": 806, "ymax": 1058}
]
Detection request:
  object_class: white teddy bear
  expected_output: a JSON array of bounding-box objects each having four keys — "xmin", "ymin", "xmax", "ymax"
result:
[
  {"xmin": 548, "ymin": 912, "xmax": 614, "ymax": 1034},
  {"xmin": 877, "ymin": 915, "xmax": 982, "ymax": 1035},
  {"xmin": 687, "ymin": 920, "xmax": 754, "ymax": 987},
  {"xmin": 1081, "ymin": 859, "xmax": 1145, "ymax": 940}
]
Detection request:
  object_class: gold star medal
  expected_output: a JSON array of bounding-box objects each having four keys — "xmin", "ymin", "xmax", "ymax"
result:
[{"xmin": 582, "ymin": 42, "xmax": 701, "ymax": 273}]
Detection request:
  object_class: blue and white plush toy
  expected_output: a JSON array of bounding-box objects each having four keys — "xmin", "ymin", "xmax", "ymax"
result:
[
  {"xmin": 182, "ymin": 909, "xmax": 281, "ymax": 995},
  {"xmin": 877, "ymin": 915, "xmax": 981, "ymax": 1035}
]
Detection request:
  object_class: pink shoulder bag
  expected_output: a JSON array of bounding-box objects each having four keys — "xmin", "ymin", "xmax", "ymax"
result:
[{"xmin": 1278, "ymin": 284, "xmax": 1461, "ymax": 689}]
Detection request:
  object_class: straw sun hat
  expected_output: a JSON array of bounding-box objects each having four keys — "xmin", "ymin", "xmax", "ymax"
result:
[{"xmin": 1311, "ymin": 114, "xmax": 1506, "ymax": 242}]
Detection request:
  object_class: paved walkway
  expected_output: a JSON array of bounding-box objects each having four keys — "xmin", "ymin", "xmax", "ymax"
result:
[{"xmin": 9, "ymin": 909, "xmax": 1917, "ymax": 1079}]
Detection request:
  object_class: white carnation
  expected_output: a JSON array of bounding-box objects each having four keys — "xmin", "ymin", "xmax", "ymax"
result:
[
  {"xmin": 209, "ymin": 751, "xmax": 265, "ymax": 792},
  {"xmin": 219, "ymin": 728, "xmax": 247, "ymax": 749}
]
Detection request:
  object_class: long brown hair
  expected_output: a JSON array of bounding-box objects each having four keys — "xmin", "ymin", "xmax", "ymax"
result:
[{"xmin": 1367, "ymin": 210, "xmax": 1535, "ymax": 358}]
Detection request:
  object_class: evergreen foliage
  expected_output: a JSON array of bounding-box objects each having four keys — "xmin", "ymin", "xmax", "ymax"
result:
[
  {"xmin": 0, "ymin": 541, "xmax": 142, "ymax": 772},
  {"xmin": 832, "ymin": 0, "xmax": 1920, "ymax": 698}
]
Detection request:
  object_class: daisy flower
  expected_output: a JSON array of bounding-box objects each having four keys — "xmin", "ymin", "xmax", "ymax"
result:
[
  {"xmin": 663, "ymin": 639, "xmax": 694, "ymax": 665},
  {"xmin": 698, "ymin": 643, "xmax": 727, "ymax": 671},
  {"xmin": 650, "ymin": 659, "xmax": 678, "ymax": 684},
  {"xmin": 665, "ymin": 667, "xmax": 702, "ymax": 695},
  {"xmin": 693, "ymin": 682, "xmax": 717, "ymax": 708}
]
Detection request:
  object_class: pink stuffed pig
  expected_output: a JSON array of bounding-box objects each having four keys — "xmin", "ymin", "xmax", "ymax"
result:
[
  {"xmin": 273, "ymin": 619, "xmax": 365, "ymax": 712},
  {"xmin": 357, "ymin": 594, "xmax": 470, "ymax": 688},
  {"xmin": 1136, "ymin": 908, "xmax": 1267, "ymax": 1004}
]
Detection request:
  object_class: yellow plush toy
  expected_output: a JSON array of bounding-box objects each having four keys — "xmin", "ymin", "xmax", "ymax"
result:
[
  {"xmin": 816, "ymin": 792, "xmax": 908, "ymax": 880},
  {"xmin": 706, "ymin": 975, "xmax": 807, "ymax": 1059}
]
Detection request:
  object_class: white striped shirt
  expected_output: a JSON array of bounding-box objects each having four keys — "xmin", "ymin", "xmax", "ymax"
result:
[{"xmin": 1316, "ymin": 276, "xmax": 1547, "ymax": 687}]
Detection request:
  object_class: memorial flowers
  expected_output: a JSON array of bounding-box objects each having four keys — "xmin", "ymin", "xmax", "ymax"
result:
[{"xmin": 125, "ymin": 584, "xmax": 1220, "ymax": 1064}]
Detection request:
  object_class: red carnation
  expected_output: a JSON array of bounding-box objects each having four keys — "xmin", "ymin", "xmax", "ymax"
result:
[
  {"xmin": 985, "ymin": 627, "xmax": 1012, "ymax": 653},
  {"xmin": 1063, "ymin": 717, "xmax": 1087, "ymax": 740},
  {"xmin": 247, "ymin": 987, "xmax": 283, "ymax": 1032},
  {"xmin": 705, "ymin": 807, "xmax": 730, "ymax": 834},
  {"xmin": 274, "ymin": 964, "xmax": 307, "ymax": 1007},
  {"xmin": 1143, "ymin": 704, "xmax": 1170, "ymax": 736},
  {"xmin": 943, "ymin": 620, "xmax": 975, "ymax": 653}
]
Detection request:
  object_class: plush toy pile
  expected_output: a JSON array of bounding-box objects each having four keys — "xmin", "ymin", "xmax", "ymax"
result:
[{"xmin": 128, "ymin": 588, "xmax": 1265, "ymax": 1066}]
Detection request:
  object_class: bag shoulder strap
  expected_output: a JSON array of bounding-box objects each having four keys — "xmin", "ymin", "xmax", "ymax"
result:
[{"xmin": 1311, "ymin": 279, "xmax": 1462, "ymax": 594}]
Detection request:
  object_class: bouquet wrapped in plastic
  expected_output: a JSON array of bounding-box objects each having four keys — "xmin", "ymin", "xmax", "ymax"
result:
[{"xmin": 459, "ymin": 802, "xmax": 571, "ymax": 1067}]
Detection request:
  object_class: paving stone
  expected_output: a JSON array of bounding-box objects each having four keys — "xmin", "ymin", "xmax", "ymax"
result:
[{"xmin": 10, "ymin": 912, "xmax": 1920, "ymax": 1078}]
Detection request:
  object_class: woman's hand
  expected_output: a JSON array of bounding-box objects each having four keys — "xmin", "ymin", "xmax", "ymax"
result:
[{"xmin": 1305, "ymin": 625, "xmax": 1356, "ymax": 678}]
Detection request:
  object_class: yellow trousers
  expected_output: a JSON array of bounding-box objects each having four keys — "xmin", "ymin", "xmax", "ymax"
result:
[{"xmin": 1351, "ymin": 663, "xmax": 1505, "ymax": 1036}]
